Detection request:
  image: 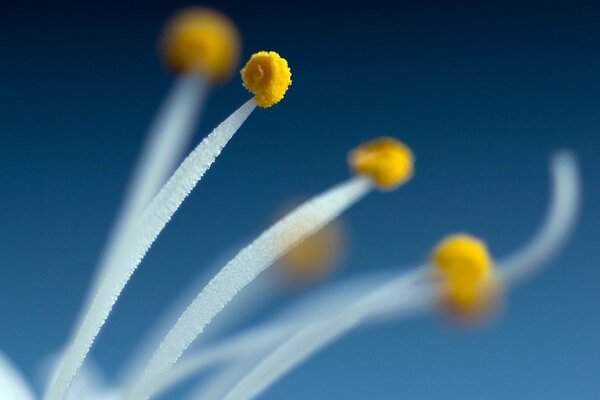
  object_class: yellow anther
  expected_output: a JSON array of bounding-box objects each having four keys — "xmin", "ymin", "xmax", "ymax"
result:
[
  {"xmin": 348, "ymin": 137, "xmax": 414, "ymax": 190},
  {"xmin": 279, "ymin": 220, "xmax": 345, "ymax": 285},
  {"xmin": 161, "ymin": 7, "xmax": 241, "ymax": 83},
  {"xmin": 432, "ymin": 234, "xmax": 492, "ymax": 280},
  {"xmin": 241, "ymin": 51, "xmax": 292, "ymax": 108},
  {"xmin": 432, "ymin": 234, "xmax": 500, "ymax": 318}
]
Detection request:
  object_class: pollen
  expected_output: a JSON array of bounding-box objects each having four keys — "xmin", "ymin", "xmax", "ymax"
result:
[
  {"xmin": 161, "ymin": 7, "xmax": 241, "ymax": 83},
  {"xmin": 241, "ymin": 51, "xmax": 292, "ymax": 108},
  {"xmin": 432, "ymin": 234, "xmax": 499, "ymax": 318},
  {"xmin": 348, "ymin": 137, "xmax": 414, "ymax": 190}
]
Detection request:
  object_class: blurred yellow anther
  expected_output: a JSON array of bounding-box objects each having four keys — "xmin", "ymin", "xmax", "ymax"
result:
[
  {"xmin": 161, "ymin": 7, "xmax": 241, "ymax": 83},
  {"xmin": 279, "ymin": 219, "xmax": 345, "ymax": 285},
  {"xmin": 241, "ymin": 51, "xmax": 292, "ymax": 108},
  {"xmin": 348, "ymin": 137, "xmax": 414, "ymax": 190},
  {"xmin": 433, "ymin": 234, "xmax": 492, "ymax": 279},
  {"xmin": 432, "ymin": 234, "xmax": 500, "ymax": 318}
]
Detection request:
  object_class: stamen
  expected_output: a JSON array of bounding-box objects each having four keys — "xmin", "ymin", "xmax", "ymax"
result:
[
  {"xmin": 126, "ymin": 177, "xmax": 372, "ymax": 400},
  {"xmin": 219, "ymin": 269, "xmax": 431, "ymax": 400},
  {"xmin": 127, "ymin": 271, "xmax": 403, "ymax": 400},
  {"xmin": 429, "ymin": 151, "xmax": 581, "ymax": 319},
  {"xmin": 88, "ymin": 6, "xmax": 243, "ymax": 306},
  {"xmin": 126, "ymin": 138, "xmax": 414, "ymax": 400},
  {"xmin": 431, "ymin": 234, "xmax": 500, "ymax": 319},
  {"xmin": 196, "ymin": 151, "xmax": 580, "ymax": 400},
  {"xmin": 349, "ymin": 137, "xmax": 414, "ymax": 190},
  {"xmin": 162, "ymin": 7, "xmax": 241, "ymax": 83},
  {"xmin": 129, "ymin": 322, "xmax": 295, "ymax": 400},
  {"xmin": 44, "ymin": 97, "xmax": 257, "ymax": 400},
  {"xmin": 45, "ymin": 8, "xmax": 244, "ymax": 399},
  {"xmin": 83, "ymin": 73, "xmax": 208, "ymax": 324}
]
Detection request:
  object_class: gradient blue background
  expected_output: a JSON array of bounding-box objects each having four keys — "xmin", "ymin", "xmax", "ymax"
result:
[{"xmin": 1, "ymin": 0, "xmax": 599, "ymax": 398}]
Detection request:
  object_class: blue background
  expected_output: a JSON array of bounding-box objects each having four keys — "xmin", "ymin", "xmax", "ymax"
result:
[{"xmin": 1, "ymin": 0, "xmax": 599, "ymax": 398}]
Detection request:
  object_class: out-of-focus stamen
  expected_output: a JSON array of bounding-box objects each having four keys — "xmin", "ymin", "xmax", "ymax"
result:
[
  {"xmin": 125, "ymin": 138, "xmax": 414, "ymax": 400},
  {"xmin": 431, "ymin": 234, "xmax": 500, "ymax": 319},
  {"xmin": 162, "ymin": 7, "xmax": 241, "ymax": 83},
  {"xmin": 349, "ymin": 137, "xmax": 414, "ymax": 190}
]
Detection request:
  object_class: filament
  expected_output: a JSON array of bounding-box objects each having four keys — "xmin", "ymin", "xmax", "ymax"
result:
[
  {"xmin": 126, "ymin": 176, "xmax": 373, "ymax": 400},
  {"xmin": 44, "ymin": 98, "xmax": 257, "ymax": 400},
  {"xmin": 498, "ymin": 152, "xmax": 581, "ymax": 285},
  {"xmin": 221, "ymin": 269, "xmax": 432, "ymax": 400},
  {"xmin": 128, "ymin": 271, "xmax": 395, "ymax": 399}
]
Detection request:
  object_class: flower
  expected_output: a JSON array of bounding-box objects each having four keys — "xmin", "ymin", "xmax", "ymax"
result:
[{"xmin": 0, "ymin": 6, "xmax": 583, "ymax": 400}]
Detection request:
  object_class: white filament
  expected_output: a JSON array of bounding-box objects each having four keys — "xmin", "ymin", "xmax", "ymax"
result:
[
  {"xmin": 134, "ymin": 272, "xmax": 396, "ymax": 400},
  {"xmin": 137, "ymin": 323, "xmax": 293, "ymax": 400},
  {"xmin": 82, "ymin": 74, "xmax": 208, "ymax": 324},
  {"xmin": 116, "ymin": 242, "xmax": 260, "ymax": 387},
  {"xmin": 188, "ymin": 358, "xmax": 264, "ymax": 400},
  {"xmin": 128, "ymin": 74, "xmax": 208, "ymax": 216},
  {"xmin": 221, "ymin": 270, "xmax": 432, "ymax": 400},
  {"xmin": 126, "ymin": 176, "xmax": 373, "ymax": 400},
  {"xmin": 44, "ymin": 98, "xmax": 257, "ymax": 400},
  {"xmin": 499, "ymin": 152, "xmax": 581, "ymax": 285}
]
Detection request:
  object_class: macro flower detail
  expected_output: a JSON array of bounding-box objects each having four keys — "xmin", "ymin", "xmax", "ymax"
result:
[
  {"xmin": 0, "ymin": 4, "xmax": 586, "ymax": 400},
  {"xmin": 432, "ymin": 234, "xmax": 500, "ymax": 318},
  {"xmin": 124, "ymin": 136, "xmax": 402, "ymax": 400},
  {"xmin": 349, "ymin": 137, "xmax": 414, "ymax": 189},
  {"xmin": 182, "ymin": 152, "xmax": 579, "ymax": 400},
  {"xmin": 161, "ymin": 7, "xmax": 241, "ymax": 82},
  {"xmin": 241, "ymin": 51, "xmax": 292, "ymax": 108}
]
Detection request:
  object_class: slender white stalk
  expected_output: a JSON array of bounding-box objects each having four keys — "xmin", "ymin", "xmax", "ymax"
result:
[
  {"xmin": 45, "ymin": 98, "xmax": 257, "ymax": 400},
  {"xmin": 136, "ymin": 323, "xmax": 293, "ymax": 400},
  {"xmin": 220, "ymin": 270, "xmax": 433, "ymax": 400},
  {"xmin": 49, "ymin": 74, "xmax": 208, "ymax": 399},
  {"xmin": 134, "ymin": 272, "xmax": 396, "ymax": 400},
  {"xmin": 116, "ymin": 242, "xmax": 255, "ymax": 387},
  {"xmin": 0, "ymin": 352, "xmax": 35, "ymax": 400},
  {"xmin": 63, "ymin": 360, "xmax": 118, "ymax": 400},
  {"xmin": 499, "ymin": 152, "xmax": 581, "ymax": 285},
  {"xmin": 126, "ymin": 176, "xmax": 373, "ymax": 400},
  {"xmin": 129, "ymin": 74, "xmax": 209, "ymax": 215},
  {"xmin": 82, "ymin": 74, "xmax": 208, "ymax": 324},
  {"xmin": 189, "ymin": 358, "xmax": 263, "ymax": 400},
  {"xmin": 198, "ymin": 274, "xmax": 276, "ymax": 339}
]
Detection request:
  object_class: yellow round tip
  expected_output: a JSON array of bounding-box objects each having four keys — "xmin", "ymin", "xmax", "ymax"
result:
[
  {"xmin": 432, "ymin": 234, "xmax": 492, "ymax": 279},
  {"xmin": 241, "ymin": 51, "xmax": 292, "ymax": 108},
  {"xmin": 279, "ymin": 220, "xmax": 345, "ymax": 284},
  {"xmin": 161, "ymin": 7, "xmax": 241, "ymax": 83},
  {"xmin": 348, "ymin": 137, "xmax": 414, "ymax": 190},
  {"xmin": 274, "ymin": 198, "xmax": 346, "ymax": 286},
  {"xmin": 431, "ymin": 234, "xmax": 500, "ymax": 318}
]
